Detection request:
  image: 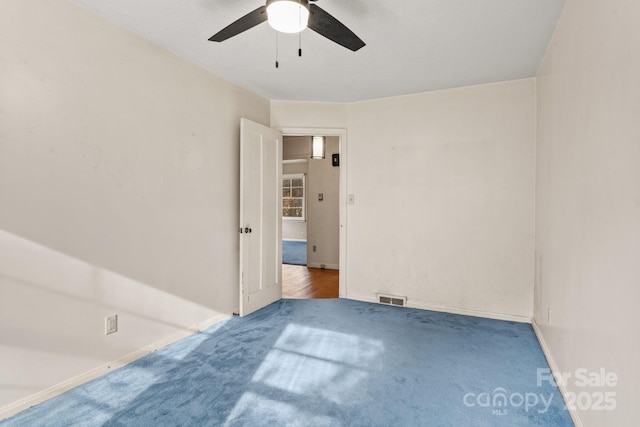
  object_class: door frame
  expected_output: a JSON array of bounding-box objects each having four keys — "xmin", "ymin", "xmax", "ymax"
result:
[{"xmin": 276, "ymin": 127, "xmax": 347, "ymax": 298}]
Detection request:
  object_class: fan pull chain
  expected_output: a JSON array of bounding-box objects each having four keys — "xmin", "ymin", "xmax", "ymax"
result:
[
  {"xmin": 298, "ymin": 0, "xmax": 302, "ymax": 57},
  {"xmin": 275, "ymin": 32, "xmax": 279, "ymax": 68}
]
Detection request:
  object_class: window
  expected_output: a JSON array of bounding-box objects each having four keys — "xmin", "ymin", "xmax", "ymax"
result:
[{"xmin": 282, "ymin": 174, "xmax": 305, "ymax": 220}]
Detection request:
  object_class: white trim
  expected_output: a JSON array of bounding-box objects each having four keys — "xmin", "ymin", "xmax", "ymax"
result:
[
  {"xmin": 307, "ymin": 263, "xmax": 339, "ymax": 270},
  {"xmin": 282, "ymin": 238, "xmax": 306, "ymax": 243},
  {"xmin": 0, "ymin": 313, "xmax": 231, "ymax": 421},
  {"xmin": 531, "ymin": 318, "xmax": 584, "ymax": 427},
  {"xmin": 346, "ymin": 293, "xmax": 531, "ymax": 323},
  {"xmin": 276, "ymin": 127, "xmax": 347, "ymax": 298},
  {"xmin": 282, "ymin": 159, "xmax": 307, "ymax": 164},
  {"xmin": 408, "ymin": 299, "xmax": 531, "ymax": 323}
]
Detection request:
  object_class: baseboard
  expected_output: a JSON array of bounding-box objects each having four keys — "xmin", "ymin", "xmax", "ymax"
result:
[
  {"xmin": 0, "ymin": 313, "xmax": 231, "ymax": 421},
  {"xmin": 307, "ymin": 263, "xmax": 339, "ymax": 270},
  {"xmin": 345, "ymin": 293, "xmax": 531, "ymax": 323},
  {"xmin": 531, "ymin": 318, "xmax": 584, "ymax": 427},
  {"xmin": 409, "ymin": 299, "xmax": 531, "ymax": 323}
]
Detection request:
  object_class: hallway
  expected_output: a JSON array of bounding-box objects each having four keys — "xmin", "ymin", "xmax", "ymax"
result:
[{"xmin": 282, "ymin": 264, "xmax": 339, "ymax": 299}]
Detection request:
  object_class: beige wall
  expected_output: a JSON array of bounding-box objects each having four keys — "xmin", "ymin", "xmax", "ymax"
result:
[
  {"xmin": 272, "ymin": 78, "xmax": 537, "ymax": 321},
  {"xmin": 307, "ymin": 136, "xmax": 340, "ymax": 269},
  {"xmin": 271, "ymin": 101, "xmax": 347, "ymax": 129},
  {"xmin": 283, "ymin": 136, "xmax": 313, "ymax": 161},
  {"xmin": 0, "ymin": 0, "xmax": 269, "ymax": 409},
  {"xmin": 346, "ymin": 80, "xmax": 536, "ymax": 319},
  {"xmin": 535, "ymin": 0, "xmax": 640, "ymax": 425}
]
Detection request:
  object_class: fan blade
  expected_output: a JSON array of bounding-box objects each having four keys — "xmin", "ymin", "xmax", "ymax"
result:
[
  {"xmin": 308, "ymin": 4, "xmax": 365, "ymax": 51},
  {"xmin": 209, "ymin": 6, "xmax": 267, "ymax": 42}
]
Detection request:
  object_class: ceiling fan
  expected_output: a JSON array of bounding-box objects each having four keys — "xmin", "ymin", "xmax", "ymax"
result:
[{"xmin": 208, "ymin": 0, "xmax": 365, "ymax": 52}]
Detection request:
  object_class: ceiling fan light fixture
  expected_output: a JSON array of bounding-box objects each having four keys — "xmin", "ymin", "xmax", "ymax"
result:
[{"xmin": 266, "ymin": 0, "xmax": 310, "ymax": 34}]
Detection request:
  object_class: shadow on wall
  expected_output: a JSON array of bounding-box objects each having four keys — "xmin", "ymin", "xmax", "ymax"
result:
[{"xmin": 0, "ymin": 228, "xmax": 220, "ymax": 408}]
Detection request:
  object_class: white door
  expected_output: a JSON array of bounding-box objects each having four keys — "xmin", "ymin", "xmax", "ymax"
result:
[{"xmin": 239, "ymin": 118, "xmax": 283, "ymax": 316}]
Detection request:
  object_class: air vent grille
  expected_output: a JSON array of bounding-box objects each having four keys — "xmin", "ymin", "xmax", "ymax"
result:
[{"xmin": 377, "ymin": 294, "xmax": 407, "ymax": 307}]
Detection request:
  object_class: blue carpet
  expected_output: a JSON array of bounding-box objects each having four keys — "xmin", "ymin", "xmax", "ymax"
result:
[
  {"xmin": 1, "ymin": 299, "xmax": 573, "ymax": 426},
  {"xmin": 282, "ymin": 240, "xmax": 307, "ymax": 265}
]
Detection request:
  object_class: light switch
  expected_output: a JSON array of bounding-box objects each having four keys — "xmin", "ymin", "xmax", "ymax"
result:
[{"xmin": 318, "ymin": 193, "xmax": 323, "ymax": 201}]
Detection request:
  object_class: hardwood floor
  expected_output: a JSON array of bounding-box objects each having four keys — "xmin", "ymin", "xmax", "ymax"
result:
[{"xmin": 282, "ymin": 264, "xmax": 339, "ymax": 299}]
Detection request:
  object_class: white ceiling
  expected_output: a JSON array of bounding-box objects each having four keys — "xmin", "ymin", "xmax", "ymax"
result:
[{"xmin": 69, "ymin": 0, "xmax": 565, "ymax": 103}]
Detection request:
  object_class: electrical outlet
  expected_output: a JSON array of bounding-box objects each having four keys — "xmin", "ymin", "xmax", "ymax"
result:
[{"xmin": 105, "ymin": 315, "xmax": 118, "ymax": 335}]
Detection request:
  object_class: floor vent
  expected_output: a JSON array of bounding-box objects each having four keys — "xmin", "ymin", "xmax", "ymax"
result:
[{"xmin": 377, "ymin": 294, "xmax": 407, "ymax": 307}]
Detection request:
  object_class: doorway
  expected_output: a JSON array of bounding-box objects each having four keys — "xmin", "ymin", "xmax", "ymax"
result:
[{"xmin": 281, "ymin": 134, "xmax": 340, "ymax": 299}]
